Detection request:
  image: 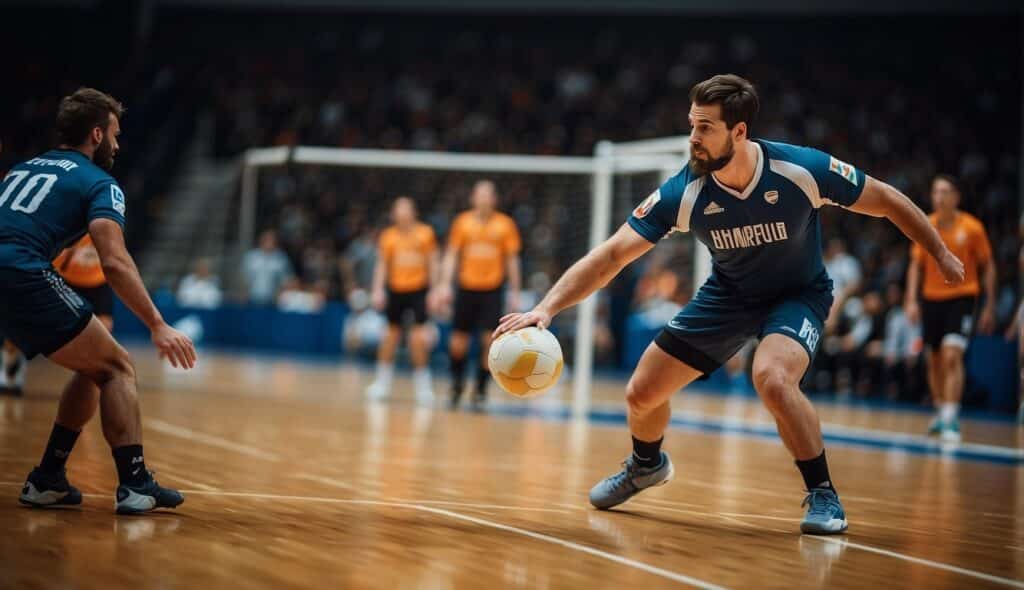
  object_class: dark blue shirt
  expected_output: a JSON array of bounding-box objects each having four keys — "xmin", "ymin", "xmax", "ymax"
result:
[
  {"xmin": 628, "ymin": 139, "xmax": 866, "ymax": 304},
  {"xmin": 0, "ymin": 149, "xmax": 125, "ymax": 270}
]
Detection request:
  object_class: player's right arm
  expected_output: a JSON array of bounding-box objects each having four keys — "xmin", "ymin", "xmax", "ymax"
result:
[
  {"xmin": 438, "ymin": 216, "xmax": 464, "ymax": 305},
  {"xmin": 904, "ymin": 247, "xmax": 923, "ymax": 325},
  {"xmin": 89, "ymin": 219, "xmax": 196, "ymax": 369},
  {"xmin": 371, "ymin": 232, "xmax": 389, "ymax": 311},
  {"xmin": 494, "ymin": 172, "xmax": 686, "ymax": 336},
  {"xmin": 494, "ymin": 223, "xmax": 655, "ymax": 335}
]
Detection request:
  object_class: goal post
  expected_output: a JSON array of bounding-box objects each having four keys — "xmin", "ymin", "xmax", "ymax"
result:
[{"xmin": 237, "ymin": 138, "xmax": 691, "ymax": 413}]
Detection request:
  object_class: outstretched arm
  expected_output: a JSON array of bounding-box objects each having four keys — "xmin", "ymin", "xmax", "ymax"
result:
[
  {"xmin": 847, "ymin": 177, "xmax": 964, "ymax": 284},
  {"xmin": 89, "ymin": 219, "xmax": 197, "ymax": 369},
  {"xmin": 494, "ymin": 223, "xmax": 655, "ymax": 336}
]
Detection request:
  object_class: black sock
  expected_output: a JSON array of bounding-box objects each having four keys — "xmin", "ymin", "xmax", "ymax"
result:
[
  {"xmin": 38, "ymin": 423, "xmax": 80, "ymax": 473},
  {"xmin": 450, "ymin": 355, "xmax": 467, "ymax": 394},
  {"xmin": 631, "ymin": 436, "xmax": 664, "ymax": 468},
  {"xmin": 112, "ymin": 445, "xmax": 148, "ymax": 487},
  {"xmin": 795, "ymin": 450, "xmax": 836, "ymax": 493},
  {"xmin": 475, "ymin": 366, "xmax": 489, "ymax": 398}
]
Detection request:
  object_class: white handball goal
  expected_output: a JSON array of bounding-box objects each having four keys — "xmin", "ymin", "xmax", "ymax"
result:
[{"xmin": 237, "ymin": 137, "xmax": 692, "ymax": 414}]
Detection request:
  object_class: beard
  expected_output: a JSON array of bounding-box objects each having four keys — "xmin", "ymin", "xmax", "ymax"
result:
[
  {"xmin": 94, "ymin": 135, "xmax": 116, "ymax": 171},
  {"xmin": 688, "ymin": 136, "xmax": 734, "ymax": 176}
]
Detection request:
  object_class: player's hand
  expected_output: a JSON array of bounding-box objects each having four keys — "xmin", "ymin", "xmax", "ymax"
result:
[
  {"xmin": 493, "ymin": 308, "xmax": 553, "ymax": 338},
  {"xmin": 978, "ymin": 305, "xmax": 996, "ymax": 335},
  {"xmin": 904, "ymin": 299, "xmax": 920, "ymax": 325},
  {"xmin": 938, "ymin": 250, "xmax": 965, "ymax": 285},
  {"xmin": 151, "ymin": 323, "xmax": 197, "ymax": 369},
  {"xmin": 371, "ymin": 289, "xmax": 386, "ymax": 311}
]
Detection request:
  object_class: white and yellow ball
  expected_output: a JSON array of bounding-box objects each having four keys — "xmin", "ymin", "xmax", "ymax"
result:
[{"xmin": 488, "ymin": 327, "xmax": 564, "ymax": 398}]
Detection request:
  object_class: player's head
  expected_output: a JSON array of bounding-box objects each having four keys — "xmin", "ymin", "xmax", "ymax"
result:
[
  {"xmin": 471, "ymin": 180, "xmax": 498, "ymax": 214},
  {"xmin": 392, "ymin": 196, "xmax": 417, "ymax": 226},
  {"xmin": 930, "ymin": 174, "xmax": 961, "ymax": 215},
  {"xmin": 687, "ymin": 74, "xmax": 759, "ymax": 176},
  {"xmin": 258, "ymin": 229, "xmax": 278, "ymax": 251},
  {"xmin": 55, "ymin": 88, "xmax": 124, "ymax": 171}
]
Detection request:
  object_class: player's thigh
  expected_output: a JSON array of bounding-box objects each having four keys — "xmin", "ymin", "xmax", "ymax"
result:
[
  {"xmin": 626, "ymin": 341, "xmax": 704, "ymax": 408},
  {"xmin": 47, "ymin": 316, "xmax": 131, "ymax": 380}
]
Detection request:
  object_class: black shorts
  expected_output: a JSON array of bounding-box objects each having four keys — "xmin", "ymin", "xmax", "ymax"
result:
[
  {"xmin": 453, "ymin": 287, "xmax": 503, "ymax": 332},
  {"xmin": 921, "ymin": 296, "xmax": 976, "ymax": 350},
  {"xmin": 386, "ymin": 289, "xmax": 428, "ymax": 325},
  {"xmin": 0, "ymin": 267, "xmax": 93, "ymax": 358},
  {"xmin": 75, "ymin": 283, "xmax": 114, "ymax": 317}
]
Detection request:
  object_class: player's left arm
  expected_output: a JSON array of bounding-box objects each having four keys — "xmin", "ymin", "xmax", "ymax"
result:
[
  {"xmin": 847, "ymin": 177, "xmax": 964, "ymax": 285},
  {"xmin": 977, "ymin": 224, "xmax": 997, "ymax": 334}
]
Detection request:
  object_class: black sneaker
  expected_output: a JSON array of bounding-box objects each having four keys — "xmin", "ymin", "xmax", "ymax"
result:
[
  {"xmin": 449, "ymin": 384, "xmax": 464, "ymax": 410},
  {"xmin": 115, "ymin": 472, "xmax": 184, "ymax": 515},
  {"xmin": 470, "ymin": 392, "xmax": 487, "ymax": 413},
  {"xmin": 19, "ymin": 467, "xmax": 83, "ymax": 507}
]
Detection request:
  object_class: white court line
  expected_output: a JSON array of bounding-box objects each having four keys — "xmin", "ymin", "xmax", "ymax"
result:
[
  {"xmin": 807, "ymin": 536, "xmax": 1024, "ymax": 589},
  {"xmin": 176, "ymin": 490, "xmax": 726, "ymax": 589},
  {"xmin": 157, "ymin": 472, "xmax": 219, "ymax": 492},
  {"xmin": 294, "ymin": 473, "xmax": 573, "ymax": 514},
  {"xmin": 145, "ymin": 419, "xmax": 280, "ymax": 462},
  {"xmin": 0, "ymin": 481, "xmax": 1017, "ymax": 588}
]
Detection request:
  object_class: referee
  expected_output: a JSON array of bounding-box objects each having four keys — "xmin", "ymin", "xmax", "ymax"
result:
[
  {"xmin": 905, "ymin": 174, "xmax": 996, "ymax": 442},
  {"xmin": 439, "ymin": 180, "xmax": 521, "ymax": 411}
]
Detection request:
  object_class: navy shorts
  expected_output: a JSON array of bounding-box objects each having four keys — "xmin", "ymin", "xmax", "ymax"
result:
[
  {"xmin": 0, "ymin": 266, "xmax": 94, "ymax": 358},
  {"xmin": 386, "ymin": 288, "xmax": 428, "ymax": 325},
  {"xmin": 654, "ymin": 278, "xmax": 832, "ymax": 375}
]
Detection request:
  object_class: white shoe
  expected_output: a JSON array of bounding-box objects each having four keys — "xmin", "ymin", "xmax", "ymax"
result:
[
  {"xmin": 413, "ymin": 369, "xmax": 434, "ymax": 405},
  {"xmin": 365, "ymin": 381, "xmax": 390, "ymax": 401}
]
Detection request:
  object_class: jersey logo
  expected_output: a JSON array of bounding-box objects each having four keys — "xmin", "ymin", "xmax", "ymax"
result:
[
  {"xmin": 828, "ymin": 156, "xmax": 858, "ymax": 186},
  {"xmin": 798, "ymin": 317, "xmax": 820, "ymax": 351},
  {"xmin": 110, "ymin": 185, "xmax": 126, "ymax": 215},
  {"xmin": 633, "ymin": 191, "xmax": 660, "ymax": 218},
  {"xmin": 764, "ymin": 190, "xmax": 779, "ymax": 205},
  {"xmin": 703, "ymin": 201, "xmax": 725, "ymax": 215}
]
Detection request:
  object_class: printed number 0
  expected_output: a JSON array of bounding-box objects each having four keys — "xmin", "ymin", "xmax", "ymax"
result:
[{"xmin": 0, "ymin": 171, "xmax": 59, "ymax": 214}]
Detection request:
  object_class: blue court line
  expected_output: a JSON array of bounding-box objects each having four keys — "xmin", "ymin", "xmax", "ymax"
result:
[{"xmin": 481, "ymin": 404, "xmax": 1024, "ymax": 466}]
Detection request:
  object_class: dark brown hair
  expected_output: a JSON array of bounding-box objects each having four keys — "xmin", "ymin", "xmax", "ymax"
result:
[
  {"xmin": 932, "ymin": 173, "xmax": 962, "ymax": 196},
  {"xmin": 55, "ymin": 88, "xmax": 124, "ymax": 146},
  {"xmin": 689, "ymin": 74, "xmax": 759, "ymax": 130}
]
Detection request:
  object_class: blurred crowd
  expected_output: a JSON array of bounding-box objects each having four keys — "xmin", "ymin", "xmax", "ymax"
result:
[{"xmin": 1, "ymin": 7, "xmax": 1019, "ymax": 402}]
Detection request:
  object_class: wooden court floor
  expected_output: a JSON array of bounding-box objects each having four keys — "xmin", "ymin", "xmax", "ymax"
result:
[{"xmin": 0, "ymin": 350, "xmax": 1021, "ymax": 589}]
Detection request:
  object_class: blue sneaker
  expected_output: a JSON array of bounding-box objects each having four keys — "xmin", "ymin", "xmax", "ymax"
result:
[
  {"xmin": 589, "ymin": 452, "xmax": 674, "ymax": 510},
  {"xmin": 939, "ymin": 418, "xmax": 961, "ymax": 443},
  {"xmin": 115, "ymin": 472, "xmax": 184, "ymax": 515},
  {"xmin": 19, "ymin": 467, "xmax": 82, "ymax": 507},
  {"xmin": 927, "ymin": 416, "xmax": 942, "ymax": 436},
  {"xmin": 800, "ymin": 488, "xmax": 848, "ymax": 535}
]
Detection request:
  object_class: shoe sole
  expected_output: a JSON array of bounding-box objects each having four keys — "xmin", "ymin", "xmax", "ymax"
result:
[
  {"xmin": 116, "ymin": 498, "xmax": 185, "ymax": 515},
  {"xmin": 800, "ymin": 519, "xmax": 849, "ymax": 535},
  {"xmin": 591, "ymin": 461, "xmax": 675, "ymax": 510}
]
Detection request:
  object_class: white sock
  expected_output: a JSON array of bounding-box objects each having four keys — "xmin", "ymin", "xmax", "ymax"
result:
[
  {"xmin": 375, "ymin": 363, "xmax": 394, "ymax": 387},
  {"xmin": 940, "ymin": 402, "xmax": 958, "ymax": 422},
  {"xmin": 413, "ymin": 367, "xmax": 432, "ymax": 391}
]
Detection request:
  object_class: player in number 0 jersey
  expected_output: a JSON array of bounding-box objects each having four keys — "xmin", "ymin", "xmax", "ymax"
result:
[
  {"xmin": 0, "ymin": 88, "xmax": 197, "ymax": 514},
  {"xmin": 496, "ymin": 75, "xmax": 964, "ymax": 535}
]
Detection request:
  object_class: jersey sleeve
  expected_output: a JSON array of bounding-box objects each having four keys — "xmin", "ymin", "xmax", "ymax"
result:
[
  {"xmin": 627, "ymin": 170, "xmax": 687, "ymax": 243},
  {"xmin": 804, "ymin": 148, "xmax": 866, "ymax": 208},
  {"xmin": 378, "ymin": 230, "xmax": 393, "ymax": 263},
  {"xmin": 971, "ymin": 220, "xmax": 993, "ymax": 264},
  {"xmin": 86, "ymin": 179, "xmax": 126, "ymax": 229},
  {"xmin": 502, "ymin": 217, "xmax": 522, "ymax": 255},
  {"xmin": 447, "ymin": 216, "xmax": 465, "ymax": 251},
  {"xmin": 424, "ymin": 226, "xmax": 438, "ymax": 253}
]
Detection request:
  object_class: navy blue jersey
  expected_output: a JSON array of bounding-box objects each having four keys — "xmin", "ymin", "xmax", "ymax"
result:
[
  {"xmin": 628, "ymin": 139, "xmax": 866, "ymax": 304},
  {"xmin": 0, "ymin": 149, "xmax": 125, "ymax": 270}
]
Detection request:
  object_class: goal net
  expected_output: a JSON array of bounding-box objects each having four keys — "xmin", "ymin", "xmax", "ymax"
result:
[{"xmin": 235, "ymin": 139, "xmax": 691, "ymax": 412}]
